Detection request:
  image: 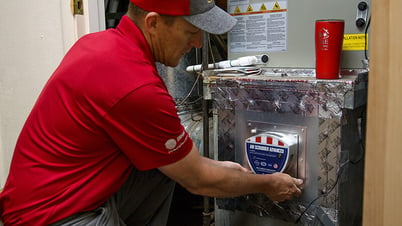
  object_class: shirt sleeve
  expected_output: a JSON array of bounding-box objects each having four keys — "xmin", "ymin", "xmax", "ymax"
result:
[{"xmin": 102, "ymin": 82, "xmax": 193, "ymax": 170}]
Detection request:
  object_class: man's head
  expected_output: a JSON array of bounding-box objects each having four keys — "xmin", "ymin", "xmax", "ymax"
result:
[
  {"xmin": 129, "ymin": 0, "xmax": 236, "ymax": 35},
  {"xmin": 127, "ymin": 0, "xmax": 236, "ymax": 67}
]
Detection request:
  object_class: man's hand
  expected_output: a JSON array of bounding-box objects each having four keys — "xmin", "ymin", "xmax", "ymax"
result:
[
  {"xmin": 160, "ymin": 143, "xmax": 303, "ymax": 200},
  {"xmin": 263, "ymin": 173, "xmax": 303, "ymax": 202}
]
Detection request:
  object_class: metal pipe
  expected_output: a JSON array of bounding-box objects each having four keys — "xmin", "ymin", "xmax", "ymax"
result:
[{"xmin": 201, "ymin": 31, "xmax": 212, "ymax": 226}]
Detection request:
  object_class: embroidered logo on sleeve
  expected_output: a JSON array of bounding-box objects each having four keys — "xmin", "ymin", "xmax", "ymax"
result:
[
  {"xmin": 165, "ymin": 139, "xmax": 177, "ymax": 150},
  {"xmin": 164, "ymin": 131, "xmax": 188, "ymax": 154}
]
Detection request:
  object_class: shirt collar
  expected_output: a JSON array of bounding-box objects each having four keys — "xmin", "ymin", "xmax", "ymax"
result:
[{"xmin": 116, "ymin": 15, "xmax": 156, "ymax": 64}]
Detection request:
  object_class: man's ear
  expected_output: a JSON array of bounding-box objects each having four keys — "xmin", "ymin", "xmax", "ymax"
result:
[{"xmin": 143, "ymin": 12, "xmax": 160, "ymax": 35}]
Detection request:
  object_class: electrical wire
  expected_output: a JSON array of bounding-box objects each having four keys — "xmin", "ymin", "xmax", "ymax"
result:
[
  {"xmin": 295, "ymin": 162, "xmax": 346, "ymax": 224},
  {"xmin": 182, "ymin": 96, "xmax": 203, "ymax": 106},
  {"xmin": 177, "ymin": 33, "xmax": 223, "ymax": 107},
  {"xmin": 208, "ymin": 36, "xmax": 216, "ymax": 65},
  {"xmin": 350, "ymin": 112, "xmax": 366, "ymax": 165},
  {"xmin": 364, "ymin": 15, "xmax": 371, "ymax": 60},
  {"xmin": 177, "ymin": 34, "xmax": 218, "ymax": 108},
  {"xmin": 177, "ymin": 71, "xmax": 202, "ymax": 106},
  {"xmin": 296, "ymin": 107, "xmax": 367, "ymax": 223},
  {"xmin": 349, "ymin": 138, "xmax": 365, "ymax": 165}
]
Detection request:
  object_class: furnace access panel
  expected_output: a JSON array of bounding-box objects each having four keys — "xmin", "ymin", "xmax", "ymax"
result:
[{"xmin": 227, "ymin": 0, "xmax": 371, "ymax": 69}]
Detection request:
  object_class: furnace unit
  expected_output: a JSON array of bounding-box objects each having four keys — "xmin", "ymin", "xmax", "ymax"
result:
[
  {"xmin": 202, "ymin": 0, "xmax": 370, "ymax": 225},
  {"xmin": 208, "ymin": 69, "xmax": 367, "ymax": 225}
]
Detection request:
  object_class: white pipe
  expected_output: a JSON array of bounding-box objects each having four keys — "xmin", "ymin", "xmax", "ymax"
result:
[{"xmin": 186, "ymin": 54, "xmax": 269, "ymax": 72}]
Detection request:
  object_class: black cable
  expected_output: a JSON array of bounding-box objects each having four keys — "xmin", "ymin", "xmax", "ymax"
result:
[
  {"xmin": 349, "ymin": 129, "xmax": 366, "ymax": 165},
  {"xmin": 364, "ymin": 15, "xmax": 371, "ymax": 60},
  {"xmin": 296, "ymin": 108, "xmax": 367, "ymax": 223},
  {"xmin": 295, "ymin": 163, "xmax": 345, "ymax": 224},
  {"xmin": 350, "ymin": 111, "xmax": 367, "ymax": 165}
]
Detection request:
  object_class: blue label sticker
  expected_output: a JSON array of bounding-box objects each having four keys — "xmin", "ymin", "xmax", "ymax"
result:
[{"xmin": 246, "ymin": 142, "xmax": 288, "ymax": 174}]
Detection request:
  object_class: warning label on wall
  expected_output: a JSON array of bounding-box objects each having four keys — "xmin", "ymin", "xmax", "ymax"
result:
[
  {"xmin": 228, "ymin": 0, "xmax": 288, "ymax": 53},
  {"xmin": 342, "ymin": 34, "xmax": 369, "ymax": 51}
]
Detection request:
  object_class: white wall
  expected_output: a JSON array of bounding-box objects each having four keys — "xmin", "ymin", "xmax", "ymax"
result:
[{"xmin": 0, "ymin": 0, "xmax": 105, "ymax": 187}]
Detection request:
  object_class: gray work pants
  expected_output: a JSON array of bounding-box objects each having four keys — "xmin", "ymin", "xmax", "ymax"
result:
[{"xmin": 51, "ymin": 169, "xmax": 175, "ymax": 226}]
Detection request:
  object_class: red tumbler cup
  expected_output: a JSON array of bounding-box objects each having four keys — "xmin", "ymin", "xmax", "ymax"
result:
[{"xmin": 315, "ymin": 19, "xmax": 345, "ymax": 79}]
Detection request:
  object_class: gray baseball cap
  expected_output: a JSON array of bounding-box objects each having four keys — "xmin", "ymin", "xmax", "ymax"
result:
[{"xmin": 130, "ymin": 0, "xmax": 237, "ymax": 34}]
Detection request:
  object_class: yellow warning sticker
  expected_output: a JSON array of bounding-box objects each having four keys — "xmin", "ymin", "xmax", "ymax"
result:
[
  {"xmin": 260, "ymin": 3, "xmax": 267, "ymax": 11},
  {"xmin": 273, "ymin": 2, "xmax": 281, "ymax": 10},
  {"xmin": 247, "ymin": 5, "xmax": 254, "ymax": 12},
  {"xmin": 229, "ymin": 1, "xmax": 287, "ymax": 16},
  {"xmin": 234, "ymin": 6, "xmax": 241, "ymax": 14},
  {"xmin": 343, "ymin": 34, "xmax": 369, "ymax": 51}
]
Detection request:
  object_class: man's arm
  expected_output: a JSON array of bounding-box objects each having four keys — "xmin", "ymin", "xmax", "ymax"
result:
[{"xmin": 159, "ymin": 143, "xmax": 303, "ymax": 202}]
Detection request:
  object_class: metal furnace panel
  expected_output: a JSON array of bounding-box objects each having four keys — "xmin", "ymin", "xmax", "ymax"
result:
[
  {"xmin": 227, "ymin": 0, "xmax": 371, "ymax": 69},
  {"xmin": 210, "ymin": 71, "xmax": 367, "ymax": 225}
]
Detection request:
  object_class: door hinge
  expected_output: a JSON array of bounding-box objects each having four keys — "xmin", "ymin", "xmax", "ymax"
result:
[{"xmin": 71, "ymin": 0, "xmax": 84, "ymax": 15}]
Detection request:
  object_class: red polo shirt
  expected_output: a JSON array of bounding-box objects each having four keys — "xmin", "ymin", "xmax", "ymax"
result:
[{"xmin": 0, "ymin": 15, "xmax": 192, "ymax": 225}]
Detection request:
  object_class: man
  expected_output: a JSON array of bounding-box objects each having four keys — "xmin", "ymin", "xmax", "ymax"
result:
[{"xmin": 0, "ymin": 0, "xmax": 303, "ymax": 225}]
